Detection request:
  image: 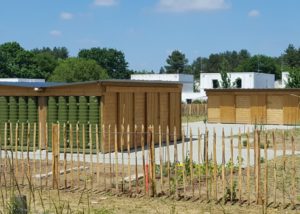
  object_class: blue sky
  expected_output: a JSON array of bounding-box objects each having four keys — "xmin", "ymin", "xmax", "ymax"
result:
[{"xmin": 0, "ymin": 0, "xmax": 299, "ymax": 71}]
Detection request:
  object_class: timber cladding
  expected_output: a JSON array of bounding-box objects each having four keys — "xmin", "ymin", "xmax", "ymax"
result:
[
  {"xmin": 206, "ymin": 89, "xmax": 300, "ymax": 125},
  {"xmin": 0, "ymin": 80, "xmax": 182, "ymax": 152}
]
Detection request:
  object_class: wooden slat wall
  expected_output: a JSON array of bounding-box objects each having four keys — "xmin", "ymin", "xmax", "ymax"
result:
[
  {"xmin": 160, "ymin": 93, "xmax": 169, "ymax": 142},
  {"xmin": 283, "ymin": 95, "xmax": 299, "ymax": 125},
  {"xmin": 207, "ymin": 96, "xmax": 220, "ymax": 123},
  {"xmin": 236, "ymin": 96, "xmax": 251, "ymax": 124},
  {"xmin": 251, "ymin": 95, "xmax": 266, "ymax": 124},
  {"xmin": 267, "ymin": 96, "xmax": 283, "ymax": 124},
  {"xmin": 220, "ymin": 95, "xmax": 235, "ymax": 123}
]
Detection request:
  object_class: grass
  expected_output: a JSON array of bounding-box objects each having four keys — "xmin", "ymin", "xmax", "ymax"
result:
[{"xmin": 181, "ymin": 115, "xmax": 206, "ymax": 123}]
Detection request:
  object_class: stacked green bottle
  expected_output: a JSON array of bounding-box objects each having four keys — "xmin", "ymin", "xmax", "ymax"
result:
[
  {"xmin": 9, "ymin": 97, "xmax": 18, "ymax": 145},
  {"xmin": 28, "ymin": 97, "xmax": 38, "ymax": 147},
  {"xmin": 0, "ymin": 97, "xmax": 8, "ymax": 146},
  {"xmin": 47, "ymin": 97, "xmax": 58, "ymax": 147},
  {"xmin": 78, "ymin": 96, "xmax": 88, "ymax": 148},
  {"xmin": 68, "ymin": 96, "xmax": 78, "ymax": 148},
  {"xmin": 18, "ymin": 97, "xmax": 28, "ymax": 146},
  {"xmin": 89, "ymin": 96, "xmax": 99, "ymax": 149},
  {"xmin": 58, "ymin": 96, "xmax": 67, "ymax": 147}
]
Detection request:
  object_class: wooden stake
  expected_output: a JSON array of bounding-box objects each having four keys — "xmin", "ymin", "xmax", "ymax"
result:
[
  {"xmin": 127, "ymin": 124, "xmax": 131, "ymax": 192},
  {"xmin": 76, "ymin": 124, "xmax": 80, "ymax": 187},
  {"xmin": 38, "ymin": 122, "xmax": 42, "ymax": 188},
  {"xmin": 151, "ymin": 126, "xmax": 156, "ymax": 196},
  {"xmin": 141, "ymin": 124, "xmax": 146, "ymax": 194},
  {"xmin": 95, "ymin": 124, "xmax": 100, "ymax": 186},
  {"xmin": 121, "ymin": 124, "xmax": 125, "ymax": 192},
  {"xmin": 159, "ymin": 125, "xmax": 163, "ymax": 194},
  {"xmin": 238, "ymin": 128, "xmax": 242, "ymax": 203},
  {"xmin": 256, "ymin": 130, "xmax": 262, "ymax": 205},
  {"xmin": 134, "ymin": 125, "xmax": 139, "ymax": 193},
  {"xmin": 89, "ymin": 124, "xmax": 93, "ymax": 189},
  {"xmin": 247, "ymin": 128, "xmax": 250, "ymax": 205},
  {"xmin": 63, "ymin": 123, "xmax": 67, "ymax": 189},
  {"xmin": 33, "ymin": 123, "xmax": 37, "ymax": 182},
  {"xmin": 282, "ymin": 130, "xmax": 286, "ymax": 206},
  {"xmin": 182, "ymin": 129, "xmax": 186, "ymax": 198},
  {"xmin": 291, "ymin": 134, "xmax": 296, "ymax": 208},
  {"xmin": 109, "ymin": 124, "xmax": 112, "ymax": 188},
  {"xmin": 70, "ymin": 124, "xmax": 74, "ymax": 188},
  {"xmin": 264, "ymin": 132, "xmax": 268, "ymax": 207},
  {"xmin": 174, "ymin": 126, "xmax": 178, "ymax": 198},
  {"xmin": 198, "ymin": 128, "xmax": 202, "ymax": 200},
  {"xmin": 205, "ymin": 128, "xmax": 209, "ymax": 201},
  {"xmin": 272, "ymin": 131, "xmax": 277, "ymax": 206},
  {"xmin": 190, "ymin": 127, "xmax": 194, "ymax": 197},
  {"xmin": 14, "ymin": 123, "xmax": 19, "ymax": 182},
  {"xmin": 52, "ymin": 124, "xmax": 59, "ymax": 189},
  {"xmin": 102, "ymin": 124, "xmax": 106, "ymax": 190},
  {"xmin": 45, "ymin": 123, "xmax": 49, "ymax": 187},
  {"xmin": 166, "ymin": 126, "xmax": 171, "ymax": 196},
  {"xmin": 222, "ymin": 128, "xmax": 226, "ymax": 204},
  {"xmin": 82, "ymin": 124, "xmax": 87, "ymax": 186},
  {"xmin": 230, "ymin": 128, "xmax": 233, "ymax": 202},
  {"xmin": 4, "ymin": 123, "xmax": 7, "ymax": 176},
  {"xmin": 213, "ymin": 128, "xmax": 217, "ymax": 201},
  {"xmin": 114, "ymin": 124, "xmax": 119, "ymax": 192}
]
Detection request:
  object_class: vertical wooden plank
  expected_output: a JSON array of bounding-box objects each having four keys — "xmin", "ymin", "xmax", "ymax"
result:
[
  {"xmin": 52, "ymin": 124, "xmax": 59, "ymax": 189},
  {"xmin": 70, "ymin": 124, "xmax": 74, "ymax": 188},
  {"xmin": 33, "ymin": 123, "xmax": 37, "ymax": 182},
  {"xmin": 222, "ymin": 128, "xmax": 226, "ymax": 204},
  {"xmin": 3, "ymin": 123, "xmax": 7, "ymax": 176},
  {"xmin": 114, "ymin": 124, "xmax": 119, "ymax": 192},
  {"xmin": 205, "ymin": 128, "xmax": 209, "ymax": 201},
  {"xmin": 291, "ymin": 134, "xmax": 296, "ymax": 208},
  {"xmin": 26, "ymin": 123, "xmax": 31, "ymax": 185},
  {"xmin": 213, "ymin": 128, "xmax": 217, "ymax": 201},
  {"xmin": 182, "ymin": 129, "xmax": 186, "ymax": 198},
  {"xmin": 89, "ymin": 124, "xmax": 93, "ymax": 190},
  {"xmin": 108, "ymin": 125, "xmax": 112, "ymax": 188},
  {"xmin": 247, "ymin": 128, "xmax": 250, "ymax": 205},
  {"xmin": 82, "ymin": 124, "xmax": 86, "ymax": 186},
  {"xmin": 230, "ymin": 128, "xmax": 233, "ymax": 202},
  {"xmin": 76, "ymin": 124, "xmax": 80, "ymax": 187},
  {"xmin": 96, "ymin": 125, "xmax": 100, "ymax": 186},
  {"xmin": 151, "ymin": 126, "xmax": 156, "ymax": 196},
  {"xmin": 256, "ymin": 130, "xmax": 262, "ymax": 205},
  {"xmin": 198, "ymin": 128, "xmax": 202, "ymax": 200},
  {"xmin": 190, "ymin": 128, "xmax": 194, "ymax": 197},
  {"xmin": 141, "ymin": 124, "xmax": 146, "ymax": 194},
  {"xmin": 21, "ymin": 123, "xmax": 25, "ymax": 185},
  {"xmin": 134, "ymin": 125, "xmax": 139, "ymax": 193},
  {"xmin": 121, "ymin": 124, "xmax": 125, "ymax": 192},
  {"xmin": 264, "ymin": 132, "xmax": 268, "ymax": 207},
  {"xmin": 159, "ymin": 125, "xmax": 163, "ymax": 194},
  {"xmin": 127, "ymin": 124, "xmax": 131, "ymax": 192},
  {"xmin": 282, "ymin": 130, "xmax": 286, "ymax": 206},
  {"xmin": 45, "ymin": 123, "xmax": 49, "ymax": 187},
  {"xmin": 14, "ymin": 123, "xmax": 19, "ymax": 183},
  {"xmin": 63, "ymin": 123, "xmax": 67, "ymax": 189},
  {"xmin": 238, "ymin": 129, "xmax": 242, "ymax": 203},
  {"xmin": 102, "ymin": 124, "xmax": 106, "ymax": 190},
  {"xmin": 272, "ymin": 131, "xmax": 277, "ymax": 206},
  {"xmin": 174, "ymin": 126, "xmax": 178, "ymax": 198},
  {"xmin": 166, "ymin": 126, "xmax": 171, "ymax": 196}
]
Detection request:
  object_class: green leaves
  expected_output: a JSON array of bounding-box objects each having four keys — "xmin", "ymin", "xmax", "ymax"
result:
[{"xmin": 164, "ymin": 50, "xmax": 189, "ymax": 74}]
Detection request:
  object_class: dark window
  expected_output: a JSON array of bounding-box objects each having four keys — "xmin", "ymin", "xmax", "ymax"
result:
[
  {"xmin": 235, "ymin": 78, "xmax": 242, "ymax": 88},
  {"xmin": 212, "ymin": 79, "xmax": 219, "ymax": 88}
]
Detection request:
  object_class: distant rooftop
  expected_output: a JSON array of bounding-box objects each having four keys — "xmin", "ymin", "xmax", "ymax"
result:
[{"xmin": 0, "ymin": 78, "xmax": 45, "ymax": 83}]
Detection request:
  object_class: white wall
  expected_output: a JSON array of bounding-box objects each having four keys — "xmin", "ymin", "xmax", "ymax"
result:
[{"xmin": 253, "ymin": 73, "xmax": 274, "ymax": 88}]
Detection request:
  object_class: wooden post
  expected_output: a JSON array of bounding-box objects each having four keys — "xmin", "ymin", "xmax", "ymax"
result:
[
  {"xmin": 264, "ymin": 132, "xmax": 268, "ymax": 207},
  {"xmin": 230, "ymin": 128, "xmax": 233, "ymax": 202},
  {"xmin": 282, "ymin": 130, "xmax": 286, "ymax": 206},
  {"xmin": 21, "ymin": 123, "xmax": 25, "ymax": 185},
  {"xmin": 256, "ymin": 130, "xmax": 262, "ymax": 205},
  {"xmin": 76, "ymin": 124, "xmax": 80, "ymax": 187},
  {"xmin": 198, "ymin": 128, "xmax": 202, "ymax": 200},
  {"xmin": 222, "ymin": 128, "xmax": 226, "ymax": 204},
  {"xmin": 174, "ymin": 127, "xmax": 178, "ymax": 198},
  {"xmin": 33, "ymin": 123, "xmax": 37, "ymax": 181},
  {"xmin": 151, "ymin": 126, "xmax": 156, "ymax": 196},
  {"xmin": 121, "ymin": 124, "xmax": 125, "ymax": 192},
  {"xmin": 45, "ymin": 123, "xmax": 49, "ymax": 187},
  {"xmin": 272, "ymin": 131, "xmax": 277, "ymax": 206},
  {"xmin": 14, "ymin": 123, "xmax": 19, "ymax": 182},
  {"xmin": 247, "ymin": 128, "xmax": 250, "ymax": 205},
  {"xmin": 213, "ymin": 128, "xmax": 217, "ymax": 201},
  {"xmin": 134, "ymin": 125, "xmax": 139, "ymax": 193},
  {"xmin": 89, "ymin": 124, "xmax": 93, "ymax": 189},
  {"xmin": 38, "ymin": 123, "xmax": 42, "ymax": 188},
  {"xmin": 70, "ymin": 124, "xmax": 74, "ymax": 188},
  {"xmin": 127, "ymin": 124, "xmax": 131, "ymax": 192},
  {"xmin": 114, "ymin": 124, "xmax": 119, "ymax": 192},
  {"xmin": 291, "ymin": 134, "xmax": 296, "ymax": 208},
  {"xmin": 190, "ymin": 128, "xmax": 194, "ymax": 197},
  {"xmin": 205, "ymin": 128, "xmax": 209, "ymax": 201},
  {"xmin": 159, "ymin": 125, "xmax": 163, "ymax": 194},
  {"xmin": 182, "ymin": 129, "xmax": 186, "ymax": 198},
  {"xmin": 141, "ymin": 124, "xmax": 146, "ymax": 194},
  {"xmin": 96, "ymin": 125, "xmax": 100, "ymax": 187},
  {"xmin": 238, "ymin": 128, "xmax": 242, "ymax": 203},
  {"xmin": 26, "ymin": 123, "xmax": 31, "ymax": 184},
  {"xmin": 52, "ymin": 124, "xmax": 59, "ymax": 189},
  {"xmin": 102, "ymin": 125, "xmax": 106, "ymax": 190},
  {"xmin": 82, "ymin": 124, "xmax": 86, "ymax": 186},
  {"xmin": 109, "ymin": 125, "xmax": 112, "ymax": 188},
  {"xmin": 166, "ymin": 126, "xmax": 171, "ymax": 196},
  {"xmin": 63, "ymin": 123, "xmax": 67, "ymax": 189}
]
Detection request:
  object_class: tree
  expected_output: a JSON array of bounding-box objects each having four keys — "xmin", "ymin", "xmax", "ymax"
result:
[
  {"xmin": 282, "ymin": 44, "xmax": 300, "ymax": 68},
  {"xmin": 78, "ymin": 47, "xmax": 129, "ymax": 79},
  {"xmin": 164, "ymin": 50, "xmax": 189, "ymax": 74},
  {"xmin": 31, "ymin": 46, "xmax": 69, "ymax": 60},
  {"xmin": 49, "ymin": 58, "xmax": 109, "ymax": 82},
  {"xmin": 286, "ymin": 68, "xmax": 300, "ymax": 88},
  {"xmin": 33, "ymin": 52, "xmax": 57, "ymax": 79},
  {"xmin": 220, "ymin": 70, "xmax": 232, "ymax": 88}
]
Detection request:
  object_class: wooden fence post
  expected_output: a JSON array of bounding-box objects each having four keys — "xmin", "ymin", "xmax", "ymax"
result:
[{"xmin": 52, "ymin": 124, "xmax": 59, "ymax": 189}]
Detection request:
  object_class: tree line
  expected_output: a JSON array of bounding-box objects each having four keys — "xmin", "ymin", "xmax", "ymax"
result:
[{"xmin": 1, "ymin": 41, "xmax": 300, "ymax": 87}]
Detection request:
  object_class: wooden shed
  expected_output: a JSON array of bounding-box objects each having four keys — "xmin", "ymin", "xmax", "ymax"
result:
[
  {"xmin": 0, "ymin": 80, "xmax": 182, "ymax": 152},
  {"xmin": 206, "ymin": 89, "xmax": 300, "ymax": 125}
]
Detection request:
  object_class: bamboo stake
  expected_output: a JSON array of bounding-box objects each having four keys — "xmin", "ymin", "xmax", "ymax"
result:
[
  {"xmin": 230, "ymin": 128, "xmax": 233, "ymax": 202},
  {"xmin": 174, "ymin": 126, "xmax": 178, "ymax": 198},
  {"xmin": 33, "ymin": 123, "xmax": 37, "ymax": 182},
  {"xmin": 213, "ymin": 128, "xmax": 217, "ymax": 201},
  {"xmin": 76, "ymin": 124, "xmax": 80, "ymax": 187},
  {"xmin": 38, "ymin": 122, "xmax": 42, "ymax": 188},
  {"xmin": 89, "ymin": 124, "xmax": 93, "ymax": 190},
  {"xmin": 272, "ymin": 131, "xmax": 277, "ymax": 206},
  {"xmin": 114, "ymin": 124, "xmax": 119, "ymax": 192},
  {"xmin": 134, "ymin": 125, "xmax": 139, "ymax": 193},
  {"xmin": 102, "ymin": 124, "xmax": 106, "ymax": 191},
  {"xmin": 45, "ymin": 123, "xmax": 49, "ymax": 187},
  {"xmin": 182, "ymin": 129, "xmax": 186, "ymax": 198},
  {"xmin": 21, "ymin": 123, "xmax": 25, "ymax": 185},
  {"xmin": 247, "ymin": 128, "xmax": 250, "ymax": 205},
  {"xmin": 141, "ymin": 124, "xmax": 146, "ymax": 194},
  {"xmin": 190, "ymin": 128, "xmax": 194, "ymax": 197},
  {"xmin": 26, "ymin": 123, "xmax": 31, "ymax": 185},
  {"xmin": 264, "ymin": 132, "xmax": 268, "ymax": 207},
  {"xmin": 70, "ymin": 124, "xmax": 74, "ymax": 188},
  {"xmin": 4, "ymin": 123, "xmax": 7, "ymax": 176},
  {"xmin": 238, "ymin": 128, "xmax": 242, "ymax": 203},
  {"xmin": 14, "ymin": 123, "xmax": 19, "ymax": 182},
  {"xmin": 166, "ymin": 126, "xmax": 171, "ymax": 196},
  {"xmin": 127, "ymin": 124, "xmax": 131, "ymax": 192},
  {"xmin": 57, "ymin": 123, "xmax": 60, "ymax": 188},
  {"xmin": 151, "ymin": 126, "xmax": 156, "ymax": 196},
  {"xmin": 121, "ymin": 124, "xmax": 125, "ymax": 192},
  {"xmin": 109, "ymin": 124, "xmax": 112, "ymax": 188},
  {"xmin": 282, "ymin": 130, "xmax": 286, "ymax": 206},
  {"xmin": 198, "ymin": 128, "xmax": 202, "ymax": 200},
  {"xmin": 96, "ymin": 125, "xmax": 100, "ymax": 187},
  {"xmin": 159, "ymin": 125, "xmax": 163, "ymax": 194},
  {"xmin": 82, "ymin": 124, "xmax": 86, "ymax": 187},
  {"xmin": 63, "ymin": 123, "xmax": 67, "ymax": 189},
  {"xmin": 222, "ymin": 128, "xmax": 226, "ymax": 204},
  {"xmin": 291, "ymin": 134, "xmax": 296, "ymax": 208},
  {"xmin": 205, "ymin": 128, "xmax": 209, "ymax": 201},
  {"xmin": 146, "ymin": 126, "xmax": 150, "ymax": 196},
  {"xmin": 256, "ymin": 130, "xmax": 262, "ymax": 205}
]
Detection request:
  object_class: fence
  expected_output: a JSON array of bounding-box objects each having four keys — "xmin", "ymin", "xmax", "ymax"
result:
[
  {"xmin": 181, "ymin": 104, "xmax": 207, "ymax": 116},
  {"xmin": 0, "ymin": 122, "xmax": 299, "ymax": 208}
]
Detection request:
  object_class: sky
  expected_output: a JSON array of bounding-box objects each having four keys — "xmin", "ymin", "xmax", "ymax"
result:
[{"xmin": 0, "ymin": 0, "xmax": 300, "ymax": 72}]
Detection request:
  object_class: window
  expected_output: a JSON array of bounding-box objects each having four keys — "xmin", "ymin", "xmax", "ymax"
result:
[
  {"xmin": 212, "ymin": 79, "xmax": 219, "ymax": 88},
  {"xmin": 235, "ymin": 78, "xmax": 242, "ymax": 88}
]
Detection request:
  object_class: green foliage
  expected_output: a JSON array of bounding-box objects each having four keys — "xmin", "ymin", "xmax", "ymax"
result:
[
  {"xmin": 78, "ymin": 47, "xmax": 129, "ymax": 79},
  {"xmin": 49, "ymin": 58, "xmax": 109, "ymax": 82},
  {"xmin": 224, "ymin": 181, "xmax": 237, "ymax": 202},
  {"xmin": 164, "ymin": 50, "xmax": 189, "ymax": 74},
  {"xmin": 31, "ymin": 46, "xmax": 69, "ymax": 60},
  {"xmin": 286, "ymin": 68, "xmax": 300, "ymax": 88},
  {"xmin": 220, "ymin": 70, "xmax": 232, "ymax": 88}
]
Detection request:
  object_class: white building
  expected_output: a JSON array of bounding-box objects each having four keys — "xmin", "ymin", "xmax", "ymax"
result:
[
  {"xmin": 199, "ymin": 72, "xmax": 275, "ymax": 97},
  {"xmin": 131, "ymin": 74, "xmax": 201, "ymax": 102},
  {"xmin": 275, "ymin": 71, "xmax": 289, "ymax": 88}
]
